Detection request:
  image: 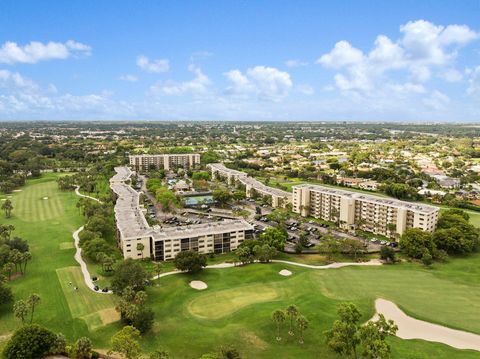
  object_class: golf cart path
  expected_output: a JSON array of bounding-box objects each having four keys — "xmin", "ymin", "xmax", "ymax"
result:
[
  {"xmin": 372, "ymin": 298, "xmax": 480, "ymax": 351},
  {"xmin": 75, "ymin": 186, "xmax": 102, "ymax": 203},
  {"xmin": 72, "ymin": 187, "xmax": 112, "ymax": 294},
  {"xmin": 72, "ymin": 226, "xmax": 111, "ymax": 294},
  {"xmin": 153, "ymin": 258, "xmax": 383, "ymax": 279}
]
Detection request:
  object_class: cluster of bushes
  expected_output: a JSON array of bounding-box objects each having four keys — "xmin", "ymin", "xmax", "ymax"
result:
[
  {"xmin": 77, "ymin": 198, "xmax": 117, "ymax": 269},
  {"xmin": 235, "ymin": 240, "xmax": 278, "ymax": 265},
  {"xmin": 400, "ymin": 209, "xmax": 479, "ymax": 265}
]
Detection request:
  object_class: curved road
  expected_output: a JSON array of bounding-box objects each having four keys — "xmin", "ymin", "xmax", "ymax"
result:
[
  {"xmin": 72, "ymin": 187, "xmax": 112, "ymax": 294},
  {"xmin": 71, "ymin": 187, "xmax": 480, "ymax": 351}
]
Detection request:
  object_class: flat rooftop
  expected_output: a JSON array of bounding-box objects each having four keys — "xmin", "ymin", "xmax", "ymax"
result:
[
  {"xmin": 152, "ymin": 219, "xmax": 253, "ymax": 241},
  {"xmin": 240, "ymin": 176, "xmax": 292, "ymax": 198},
  {"xmin": 208, "ymin": 163, "xmax": 248, "ymax": 177},
  {"xmin": 294, "ymin": 184, "xmax": 438, "ymax": 214},
  {"xmin": 111, "ymin": 167, "xmax": 254, "ymax": 241}
]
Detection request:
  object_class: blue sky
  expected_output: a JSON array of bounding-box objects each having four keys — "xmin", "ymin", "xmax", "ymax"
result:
[{"xmin": 0, "ymin": 0, "xmax": 479, "ymax": 121}]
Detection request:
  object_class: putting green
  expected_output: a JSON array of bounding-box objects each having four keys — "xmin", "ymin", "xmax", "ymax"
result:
[
  {"xmin": 187, "ymin": 283, "xmax": 279, "ymax": 320},
  {"xmin": 56, "ymin": 266, "xmax": 118, "ymax": 330}
]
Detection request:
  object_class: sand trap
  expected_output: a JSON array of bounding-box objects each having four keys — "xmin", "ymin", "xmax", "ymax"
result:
[
  {"xmin": 190, "ymin": 280, "xmax": 208, "ymax": 290},
  {"xmin": 43, "ymin": 197, "xmax": 49, "ymax": 200},
  {"xmin": 12, "ymin": 189, "xmax": 22, "ymax": 192},
  {"xmin": 372, "ymin": 298, "xmax": 480, "ymax": 351},
  {"xmin": 279, "ymin": 269, "xmax": 292, "ymax": 276}
]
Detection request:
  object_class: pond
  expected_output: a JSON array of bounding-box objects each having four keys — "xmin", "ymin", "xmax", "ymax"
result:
[{"xmin": 184, "ymin": 195, "xmax": 215, "ymax": 207}]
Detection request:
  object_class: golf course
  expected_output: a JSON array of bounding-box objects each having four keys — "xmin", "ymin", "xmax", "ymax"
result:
[{"xmin": 1, "ymin": 174, "xmax": 480, "ymax": 358}]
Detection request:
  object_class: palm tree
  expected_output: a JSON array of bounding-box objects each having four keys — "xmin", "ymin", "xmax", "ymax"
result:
[
  {"xmin": 3, "ymin": 262, "xmax": 15, "ymax": 280},
  {"xmin": 13, "ymin": 300, "xmax": 28, "ymax": 325},
  {"xmin": 153, "ymin": 262, "xmax": 163, "ymax": 279},
  {"xmin": 21, "ymin": 252, "xmax": 32, "ymax": 274},
  {"xmin": 136, "ymin": 243, "xmax": 145, "ymax": 260},
  {"xmin": 272, "ymin": 309, "xmax": 286, "ymax": 341},
  {"xmin": 27, "ymin": 293, "xmax": 41, "ymax": 323},
  {"xmin": 286, "ymin": 305, "xmax": 299, "ymax": 336},
  {"xmin": 296, "ymin": 315, "xmax": 309, "ymax": 344},
  {"xmin": 1, "ymin": 199, "xmax": 13, "ymax": 218}
]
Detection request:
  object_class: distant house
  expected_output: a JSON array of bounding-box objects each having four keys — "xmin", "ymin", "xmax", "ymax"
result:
[
  {"xmin": 431, "ymin": 174, "xmax": 461, "ymax": 189},
  {"xmin": 358, "ymin": 180, "xmax": 379, "ymax": 191}
]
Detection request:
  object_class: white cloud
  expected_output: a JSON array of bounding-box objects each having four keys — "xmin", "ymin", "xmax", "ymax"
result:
[
  {"xmin": 317, "ymin": 40, "xmax": 364, "ymax": 68},
  {"xmin": 224, "ymin": 66, "xmax": 292, "ymax": 101},
  {"xmin": 441, "ymin": 68, "xmax": 463, "ymax": 82},
  {"xmin": 317, "ymin": 20, "xmax": 479, "ymax": 94},
  {"xmin": 423, "ymin": 90, "xmax": 450, "ymax": 110},
  {"xmin": 297, "ymin": 84, "xmax": 315, "ymax": 95},
  {"xmin": 285, "ymin": 59, "xmax": 308, "ymax": 67},
  {"xmin": 136, "ymin": 55, "xmax": 170, "ymax": 73},
  {"xmin": 119, "ymin": 74, "xmax": 138, "ymax": 82},
  {"xmin": 149, "ymin": 65, "xmax": 210, "ymax": 96},
  {"xmin": 0, "ymin": 40, "xmax": 91, "ymax": 64},
  {"xmin": 466, "ymin": 65, "xmax": 480, "ymax": 97}
]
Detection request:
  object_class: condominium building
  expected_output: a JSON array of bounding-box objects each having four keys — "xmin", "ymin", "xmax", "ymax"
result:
[
  {"xmin": 292, "ymin": 184, "xmax": 438, "ymax": 237},
  {"xmin": 111, "ymin": 167, "xmax": 254, "ymax": 260},
  {"xmin": 207, "ymin": 163, "xmax": 292, "ymax": 208},
  {"xmin": 129, "ymin": 153, "xmax": 201, "ymax": 171}
]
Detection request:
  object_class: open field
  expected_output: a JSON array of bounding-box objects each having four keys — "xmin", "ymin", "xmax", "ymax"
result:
[{"xmin": 0, "ymin": 174, "xmax": 117, "ymax": 340}]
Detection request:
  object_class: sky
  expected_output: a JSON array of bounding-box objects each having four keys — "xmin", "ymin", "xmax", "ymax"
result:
[{"xmin": 0, "ymin": 0, "xmax": 479, "ymax": 122}]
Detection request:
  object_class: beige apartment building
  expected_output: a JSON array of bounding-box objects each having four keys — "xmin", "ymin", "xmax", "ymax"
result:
[
  {"xmin": 111, "ymin": 167, "xmax": 253, "ymax": 260},
  {"xmin": 129, "ymin": 153, "xmax": 200, "ymax": 171},
  {"xmin": 207, "ymin": 163, "xmax": 292, "ymax": 208},
  {"xmin": 293, "ymin": 184, "xmax": 438, "ymax": 238}
]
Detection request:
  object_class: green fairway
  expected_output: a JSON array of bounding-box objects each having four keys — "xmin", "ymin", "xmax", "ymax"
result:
[
  {"xmin": 56, "ymin": 267, "xmax": 119, "ymax": 330},
  {"xmin": 94, "ymin": 257, "xmax": 480, "ymax": 359},
  {"xmin": 0, "ymin": 174, "xmax": 117, "ymax": 340}
]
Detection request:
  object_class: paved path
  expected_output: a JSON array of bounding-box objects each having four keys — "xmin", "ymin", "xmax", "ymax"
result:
[
  {"xmin": 372, "ymin": 298, "xmax": 480, "ymax": 351},
  {"xmin": 75, "ymin": 186, "xmax": 103, "ymax": 204},
  {"xmin": 151, "ymin": 259, "xmax": 382, "ymax": 280},
  {"xmin": 73, "ymin": 187, "xmax": 112, "ymax": 294}
]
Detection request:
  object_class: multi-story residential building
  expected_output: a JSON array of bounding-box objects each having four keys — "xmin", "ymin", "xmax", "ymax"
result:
[
  {"xmin": 129, "ymin": 153, "xmax": 200, "ymax": 171},
  {"xmin": 292, "ymin": 184, "xmax": 438, "ymax": 238},
  {"xmin": 207, "ymin": 163, "xmax": 292, "ymax": 208},
  {"xmin": 111, "ymin": 167, "xmax": 253, "ymax": 260}
]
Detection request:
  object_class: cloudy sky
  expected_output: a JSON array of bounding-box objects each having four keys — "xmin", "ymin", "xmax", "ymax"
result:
[{"xmin": 0, "ymin": 0, "xmax": 479, "ymax": 121}]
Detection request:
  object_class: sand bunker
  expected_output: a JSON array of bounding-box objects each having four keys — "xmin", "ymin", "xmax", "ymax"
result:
[
  {"xmin": 372, "ymin": 298, "xmax": 480, "ymax": 351},
  {"xmin": 279, "ymin": 269, "xmax": 292, "ymax": 276},
  {"xmin": 190, "ymin": 280, "xmax": 208, "ymax": 290},
  {"xmin": 43, "ymin": 197, "xmax": 49, "ymax": 200},
  {"xmin": 12, "ymin": 189, "xmax": 22, "ymax": 192}
]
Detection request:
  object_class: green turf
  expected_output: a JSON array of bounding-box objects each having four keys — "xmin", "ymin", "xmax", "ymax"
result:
[
  {"xmin": 0, "ymin": 174, "xmax": 117, "ymax": 340},
  {"xmin": 86, "ymin": 256, "xmax": 480, "ymax": 359},
  {"xmin": 2, "ymin": 174, "xmax": 480, "ymax": 358}
]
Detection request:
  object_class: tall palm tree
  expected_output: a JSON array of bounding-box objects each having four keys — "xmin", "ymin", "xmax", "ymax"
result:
[
  {"xmin": 1, "ymin": 199, "xmax": 13, "ymax": 218},
  {"xmin": 21, "ymin": 252, "xmax": 32, "ymax": 274},
  {"xmin": 286, "ymin": 305, "xmax": 299, "ymax": 336},
  {"xmin": 296, "ymin": 315, "xmax": 309, "ymax": 344},
  {"xmin": 272, "ymin": 310, "xmax": 286, "ymax": 341},
  {"xmin": 27, "ymin": 293, "xmax": 41, "ymax": 323},
  {"xmin": 3, "ymin": 262, "xmax": 15, "ymax": 280},
  {"xmin": 13, "ymin": 300, "xmax": 28, "ymax": 325}
]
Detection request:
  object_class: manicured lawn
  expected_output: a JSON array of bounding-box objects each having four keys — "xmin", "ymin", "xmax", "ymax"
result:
[
  {"xmin": 2, "ymin": 174, "xmax": 480, "ymax": 358},
  {"xmin": 91, "ymin": 256, "xmax": 480, "ymax": 358},
  {"xmin": 0, "ymin": 174, "xmax": 117, "ymax": 340}
]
